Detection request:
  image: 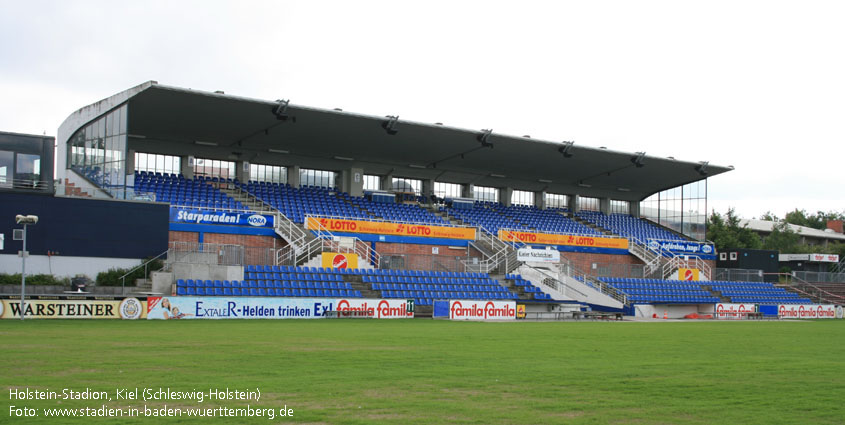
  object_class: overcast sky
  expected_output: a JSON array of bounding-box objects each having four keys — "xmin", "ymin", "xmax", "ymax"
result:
[{"xmin": 1, "ymin": 0, "xmax": 842, "ymax": 219}]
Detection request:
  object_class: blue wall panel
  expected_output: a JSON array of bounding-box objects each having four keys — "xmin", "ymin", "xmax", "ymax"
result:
[
  {"xmin": 0, "ymin": 193, "xmax": 169, "ymax": 259},
  {"xmin": 433, "ymin": 300, "xmax": 450, "ymax": 317}
]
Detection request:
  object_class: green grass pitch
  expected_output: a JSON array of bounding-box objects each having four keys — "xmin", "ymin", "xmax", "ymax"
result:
[{"xmin": 2, "ymin": 320, "xmax": 844, "ymax": 424}]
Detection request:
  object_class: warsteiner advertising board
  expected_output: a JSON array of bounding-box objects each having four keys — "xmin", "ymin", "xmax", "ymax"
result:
[{"xmin": 0, "ymin": 296, "xmax": 146, "ymax": 319}]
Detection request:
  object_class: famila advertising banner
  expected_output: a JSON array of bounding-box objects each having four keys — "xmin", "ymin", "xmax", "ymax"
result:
[
  {"xmin": 448, "ymin": 300, "xmax": 517, "ymax": 321},
  {"xmin": 777, "ymin": 304, "xmax": 838, "ymax": 319},
  {"xmin": 714, "ymin": 303, "xmax": 757, "ymax": 320},
  {"xmin": 146, "ymin": 297, "xmax": 414, "ymax": 319},
  {"xmin": 305, "ymin": 217, "xmax": 476, "ymax": 240}
]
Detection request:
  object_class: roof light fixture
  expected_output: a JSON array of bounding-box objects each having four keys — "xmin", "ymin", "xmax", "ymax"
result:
[{"xmin": 558, "ymin": 141, "xmax": 574, "ymax": 158}]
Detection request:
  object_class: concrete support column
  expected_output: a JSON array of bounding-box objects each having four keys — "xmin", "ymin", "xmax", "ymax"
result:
[
  {"xmin": 422, "ymin": 179, "xmax": 435, "ymax": 201},
  {"xmin": 569, "ymin": 194, "xmax": 579, "ymax": 213},
  {"xmin": 534, "ymin": 191, "xmax": 546, "ymax": 209},
  {"xmin": 381, "ymin": 173, "xmax": 394, "ymax": 191},
  {"xmin": 125, "ymin": 150, "xmax": 136, "ymax": 175},
  {"xmin": 236, "ymin": 161, "xmax": 250, "ymax": 183},
  {"xmin": 600, "ymin": 198, "xmax": 611, "ymax": 215},
  {"xmin": 499, "ymin": 187, "xmax": 513, "ymax": 207},
  {"xmin": 630, "ymin": 202, "xmax": 641, "ymax": 218},
  {"xmin": 462, "ymin": 183, "xmax": 475, "ymax": 199},
  {"xmin": 124, "ymin": 149, "xmax": 136, "ymax": 189},
  {"xmin": 342, "ymin": 167, "xmax": 364, "ymax": 197},
  {"xmin": 180, "ymin": 155, "xmax": 194, "ymax": 179},
  {"xmin": 287, "ymin": 165, "xmax": 300, "ymax": 188}
]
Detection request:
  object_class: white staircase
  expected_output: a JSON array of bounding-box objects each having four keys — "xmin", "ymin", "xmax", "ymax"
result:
[
  {"xmin": 515, "ymin": 263, "xmax": 625, "ymax": 309},
  {"xmin": 276, "ymin": 215, "xmax": 381, "ymax": 268},
  {"xmin": 628, "ymin": 237, "xmax": 711, "ymax": 281},
  {"xmin": 464, "ymin": 228, "xmax": 523, "ymax": 274}
]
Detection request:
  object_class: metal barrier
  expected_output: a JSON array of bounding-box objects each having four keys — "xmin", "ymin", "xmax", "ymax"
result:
[
  {"xmin": 792, "ymin": 270, "xmax": 845, "ymax": 284},
  {"xmin": 590, "ymin": 263, "xmax": 648, "ymax": 279},
  {"xmin": 167, "ymin": 242, "xmax": 246, "ymax": 266},
  {"xmin": 0, "ymin": 178, "xmax": 51, "ymax": 190},
  {"xmin": 462, "ymin": 227, "xmax": 524, "ymax": 274},
  {"xmin": 378, "ymin": 254, "xmax": 477, "ymax": 273},
  {"xmin": 712, "ymin": 268, "xmax": 765, "ymax": 282},
  {"xmin": 277, "ymin": 217, "xmax": 382, "ymax": 268}
]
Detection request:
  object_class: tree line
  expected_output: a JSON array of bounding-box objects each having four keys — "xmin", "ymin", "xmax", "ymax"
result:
[{"xmin": 706, "ymin": 208, "xmax": 845, "ymax": 259}]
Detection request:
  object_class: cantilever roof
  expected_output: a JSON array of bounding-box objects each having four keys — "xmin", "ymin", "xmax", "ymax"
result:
[{"xmin": 69, "ymin": 81, "xmax": 733, "ymax": 201}]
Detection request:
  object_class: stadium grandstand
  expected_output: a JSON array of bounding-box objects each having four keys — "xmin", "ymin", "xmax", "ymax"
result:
[{"xmin": 2, "ymin": 80, "xmax": 841, "ymax": 319}]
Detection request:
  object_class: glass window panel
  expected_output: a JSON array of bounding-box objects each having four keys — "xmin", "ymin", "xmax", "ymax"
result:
[
  {"xmin": 195, "ymin": 158, "xmax": 235, "ymax": 179},
  {"xmin": 434, "ymin": 181, "xmax": 462, "ymax": 199},
  {"xmin": 250, "ymin": 163, "xmax": 287, "ymax": 184},
  {"xmin": 511, "ymin": 190, "xmax": 534, "ymax": 206},
  {"xmin": 135, "ymin": 152, "xmax": 181, "ymax": 175},
  {"xmin": 610, "ymin": 200, "xmax": 630, "ymax": 215},
  {"xmin": 638, "ymin": 179, "xmax": 708, "ymax": 241},
  {"xmin": 363, "ymin": 174, "xmax": 380, "ymax": 191},
  {"xmin": 473, "ymin": 186, "xmax": 499, "ymax": 202},
  {"xmin": 119, "ymin": 105, "xmax": 127, "ymax": 134},
  {"xmin": 15, "ymin": 153, "xmax": 41, "ymax": 182},
  {"xmin": 392, "ymin": 177, "xmax": 421, "ymax": 195},
  {"xmin": 545, "ymin": 193, "xmax": 569, "ymax": 209},
  {"xmin": 300, "ymin": 168, "xmax": 336, "ymax": 188},
  {"xmin": 84, "ymin": 139, "xmax": 94, "ymax": 167},
  {"xmin": 0, "ymin": 150, "xmax": 12, "ymax": 186},
  {"xmin": 578, "ymin": 196, "xmax": 599, "ymax": 211},
  {"xmin": 105, "ymin": 113, "xmax": 113, "ymax": 137},
  {"xmin": 112, "ymin": 110, "xmax": 120, "ymax": 136}
]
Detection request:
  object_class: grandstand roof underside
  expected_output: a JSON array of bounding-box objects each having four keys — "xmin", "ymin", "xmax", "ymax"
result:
[{"xmin": 124, "ymin": 82, "xmax": 731, "ymax": 201}]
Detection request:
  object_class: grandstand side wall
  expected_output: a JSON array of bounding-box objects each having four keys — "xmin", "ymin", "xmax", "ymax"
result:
[
  {"xmin": 562, "ymin": 252, "xmax": 644, "ymax": 272},
  {"xmin": 0, "ymin": 193, "xmax": 168, "ymax": 259},
  {"xmin": 376, "ymin": 242, "xmax": 482, "ymax": 271},
  {"xmin": 168, "ymin": 231, "xmax": 283, "ymax": 248}
]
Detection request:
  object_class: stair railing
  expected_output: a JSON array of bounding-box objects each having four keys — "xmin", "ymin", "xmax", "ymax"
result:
[{"xmin": 120, "ymin": 250, "xmax": 169, "ymax": 295}]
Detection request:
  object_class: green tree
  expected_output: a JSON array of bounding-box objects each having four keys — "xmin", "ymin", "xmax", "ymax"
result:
[
  {"xmin": 759, "ymin": 211, "xmax": 779, "ymax": 221},
  {"xmin": 707, "ymin": 208, "xmax": 762, "ymax": 252},
  {"xmin": 782, "ymin": 209, "xmax": 845, "ymax": 230},
  {"xmin": 762, "ymin": 220, "xmax": 801, "ymax": 252}
]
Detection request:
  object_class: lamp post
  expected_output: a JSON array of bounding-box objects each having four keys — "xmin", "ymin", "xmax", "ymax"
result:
[{"xmin": 15, "ymin": 215, "xmax": 38, "ymax": 321}]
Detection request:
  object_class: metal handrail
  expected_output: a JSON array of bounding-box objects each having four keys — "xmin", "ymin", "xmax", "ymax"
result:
[
  {"xmin": 225, "ymin": 182, "xmax": 284, "ymax": 211},
  {"xmin": 556, "ymin": 256, "xmax": 628, "ymax": 305},
  {"xmin": 0, "ymin": 178, "xmax": 51, "ymax": 189},
  {"xmin": 120, "ymin": 250, "xmax": 168, "ymax": 295},
  {"xmin": 211, "ymin": 183, "xmax": 312, "ymax": 253},
  {"xmin": 628, "ymin": 237, "xmax": 664, "ymax": 277},
  {"xmin": 774, "ymin": 273, "xmax": 845, "ymax": 304},
  {"xmin": 289, "ymin": 216, "xmax": 381, "ymax": 268},
  {"xmin": 783, "ymin": 282, "xmax": 845, "ymax": 304},
  {"xmin": 660, "ymin": 251, "xmax": 713, "ymax": 281},
  {"xmin": 169, "ymin": 204, "xmax": 276, "ymax": 215},
  {"xmin": 462, "ymin": 227, "xmax": 523, "ymax": 273}
]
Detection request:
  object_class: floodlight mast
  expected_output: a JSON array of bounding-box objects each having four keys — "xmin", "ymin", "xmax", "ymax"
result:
[{"xmin": 15, "ymin": 215, "xmax": 38, "ymax": 321}]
